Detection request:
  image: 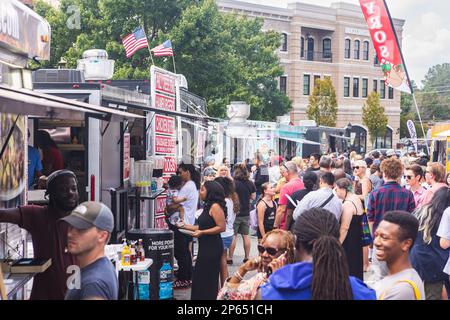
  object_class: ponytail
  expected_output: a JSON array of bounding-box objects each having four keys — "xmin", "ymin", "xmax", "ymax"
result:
[{"xmin": 311, "ymin": 235, "xmax": 353, "ymax": 300}]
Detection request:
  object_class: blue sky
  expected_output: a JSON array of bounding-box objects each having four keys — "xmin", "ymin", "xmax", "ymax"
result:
[{"xmin": 246, "ymin": 0, "xmax": 450, "ymax": 86}]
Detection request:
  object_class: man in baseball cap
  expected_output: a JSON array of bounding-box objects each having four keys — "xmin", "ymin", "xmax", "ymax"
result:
[{"xmin": 62, "ymin": 202, "xmax": 118, "ymax": 300}]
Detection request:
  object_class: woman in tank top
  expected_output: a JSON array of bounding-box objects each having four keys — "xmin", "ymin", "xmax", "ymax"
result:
[
  {"xmin": 335, "ymin": 178, "xmax": 365, "ymax": 280},
  {"xmin": 256, "ymin": 182, "xmax": 277, "ymax": 241}
]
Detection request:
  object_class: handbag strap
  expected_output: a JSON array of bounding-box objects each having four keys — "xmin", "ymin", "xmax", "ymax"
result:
[{"xmin": 379, "ymin": 280, "xmax": 421, "ymax": 300}]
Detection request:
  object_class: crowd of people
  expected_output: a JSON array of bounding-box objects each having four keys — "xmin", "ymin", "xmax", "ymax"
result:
[{"xmin": 167, "ymin": 150, "xmax": 450, "ymax": 300}]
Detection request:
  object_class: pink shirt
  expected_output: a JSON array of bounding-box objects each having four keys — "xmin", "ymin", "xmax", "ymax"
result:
[
  {"xmin": 420, "ymin": 182, "xmax": 447, "ymax": 207},
  {"xmin": 278, "ymin": 177, "xmax": 304, "ymax": 228},
  {"xmin": 410, "ymin": 186, "xmax": 426, "ymax": 208}
]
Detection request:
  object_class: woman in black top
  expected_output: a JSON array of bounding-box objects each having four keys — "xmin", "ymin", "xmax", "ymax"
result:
[
  {"xmin": 228, "ymin": 164, "xmax": 256, "ymax": 264},
  {"xmin": 178, "ymin": 181, "xmax": 226, "ymax": 300},
  {"xmin": 256, "ymin": 182, "xmax": 277, "ymax": 241}
]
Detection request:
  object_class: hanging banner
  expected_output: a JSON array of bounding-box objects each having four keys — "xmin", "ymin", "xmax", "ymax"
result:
[
  {"xmin": 406, "ymin": 120, "xmax": 418, "ymax": 152},
  {"xmin": 359, "ymin": 0, "xmax": 412, "ymax": 94}
]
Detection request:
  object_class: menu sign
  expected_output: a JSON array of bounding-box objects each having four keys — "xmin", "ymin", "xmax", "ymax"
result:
[
  {"xmin": 154, "ymin": 135, "xmax": 176, "ymax": 155},
  {"xmin": 155, "ymin": 71, "xmax": 176, "ymax": 95},
  {"xmin": 154, "ymin": 115, "xmax": 176, "ymax": 135}
]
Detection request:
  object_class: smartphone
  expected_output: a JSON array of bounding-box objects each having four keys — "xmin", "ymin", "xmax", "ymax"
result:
[{"xmin": 267, "ymin": 252, "xmax": 287, "ymax": 276}]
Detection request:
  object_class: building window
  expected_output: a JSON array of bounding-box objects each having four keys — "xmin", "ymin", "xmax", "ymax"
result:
[
  {"xmin": 344, "ymin": 77, "xmax": 350, "ymax": 97},
  {"xmin": 362, "ymin": 78, "xmax": 368, "ymax": 98},
  {"xmin": 380, "ymin": 80, "xmax": 386, "ymax": 99},
  {"xmin": 373, "ymin": 79, "xmax": 378, "ymax": 93},
  {"xmin": 300, "ymin": 37, "xmax": 305, "ymax": 58},
  {"xmin": 345, "ymin": 39, "xmax": 351, "ymax": 59},
  {"xmin": 374, "ymin": 54, "xmax": 379, "ymax": 66},
  {"xmin": 314, "ymin": 75, "xmax": 321, "ymax": 88},
  {"xmin": 354, "ymin": 40, "xmax": 360, "ymax": 59},
  {"xmin": 323, "ymin": 38, "xmax": 331, "ymax": 59},
  {"xmin": 353, "ymin": 78, "xmax": 360, "ymax": 98},
  {"xmin": 281, "ymin": 33, "xmax": 288, "ymax": 52},
  {"xmin": 303, "ymin": 75, "xmax": 310, "ymax": 95},
  {"xmin": 280, "ymin": 76, "xmax": 287, "ymax": 94},
  {"xmin": 307, "ymin": 37, "xmax": 314, "ymax": 61},
  {"xmin": 363, "ymin": 41, "xmax": 369, "ymax": 60},
  {"xmin": 375, "ymin": 127, "xmax": 393, "ymax": 149},
  {"xmin": 388, "ymin": 87, "xmax": 394, "ymax": 99}
]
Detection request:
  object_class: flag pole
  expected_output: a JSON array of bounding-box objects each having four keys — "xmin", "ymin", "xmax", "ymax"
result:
[
  {"xmin": 172, "ymin": 55, "xmax": 177, "ymax": 74},
  {"xmin": 383, "ymin": 0, "xmax": 429, "ymax": 154},
  {"xmin": 139, "ymin": 22, "xmax": 154, "ymax": 66},
  {"xmin": 412, "ymin": 94, "xmax": 430, "ymax": 155}
]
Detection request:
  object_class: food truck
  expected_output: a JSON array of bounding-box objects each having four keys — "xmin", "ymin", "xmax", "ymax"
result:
[{"xmin": 430, "ymin": 122, "xmax": 450, "ymax": 174}]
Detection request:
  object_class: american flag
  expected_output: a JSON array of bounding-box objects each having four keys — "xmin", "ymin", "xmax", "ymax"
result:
[
  {"xmin": 150, "ymin": 40, "xmax": 174, "ymax": 57},
  {"xmin": 122, "ymin": 27, "xmax": 149, "ymax": 58}
]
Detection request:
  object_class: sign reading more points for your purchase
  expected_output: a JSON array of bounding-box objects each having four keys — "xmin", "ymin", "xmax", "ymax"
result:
[{"xmin": 149, "ymin": 66, "xmax": 180, "ymax": 229}]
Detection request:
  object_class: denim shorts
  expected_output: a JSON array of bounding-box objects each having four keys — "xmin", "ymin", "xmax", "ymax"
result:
[{"xmin": 222, "ymin": 236, "xmax": 233, "ymax": 250}]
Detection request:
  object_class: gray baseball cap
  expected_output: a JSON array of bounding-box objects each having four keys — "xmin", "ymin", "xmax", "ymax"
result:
[{"xmin": 61, "ymin": 201, "xmax": 114, "ymax": 233}]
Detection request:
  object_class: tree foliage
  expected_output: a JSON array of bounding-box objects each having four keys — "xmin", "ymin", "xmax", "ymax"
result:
[
  {"xmin": 34, "ymin": 0, "xmax": 291, "ymax": 120},
  {"xmin": 306, "ymin": 78, "xmax": 338, "ymax": 127},
  {"xmin": 363, "ymin": 92, "xmax": 388, "ymax": 144}
]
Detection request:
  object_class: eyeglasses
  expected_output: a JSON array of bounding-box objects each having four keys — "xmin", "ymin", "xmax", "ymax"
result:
[
  {"xmin": 404, "ymin": 175, "xmax": 413, "ymax": 180},
  {"xmin": 257, "ymin": 244, "xmax": 286, "ymax": 256}
]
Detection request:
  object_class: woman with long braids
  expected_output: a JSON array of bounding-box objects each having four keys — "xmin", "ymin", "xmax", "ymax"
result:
[
  {"xmin": 259, "ymin": 208, "xmax": 376, "ymax": 300},
  {"xmin": 178, "ymin": 181, "xmax": 226, "ymax": 300},
  {"xmin": 335, "ymin": 178, "xmax": 364, "ymax": 280}
]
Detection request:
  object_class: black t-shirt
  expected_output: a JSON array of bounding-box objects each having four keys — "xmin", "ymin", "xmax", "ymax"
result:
[
  {"xmin": 306, "ymin": 167, "xmax": 320, "ymax": 172},
  {"xmin": 234, "ymin": 179, "xmax": 256, "ymax": 216},
  {"xmin": 286, "ymin": 189, "xmax": 312, "ymax": 211}
]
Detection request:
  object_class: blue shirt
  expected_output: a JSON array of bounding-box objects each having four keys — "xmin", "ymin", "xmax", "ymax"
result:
[
  {"xmin": 260, "ymin": 262, "xmax": 376, "ymax": 300},
  {"xmin": 65, "ymin": 257, "xmax": 118, "ymax": 300},
  {"xmin": 28, "ymin": 146, "xmax": 42, "ymax": 188}
]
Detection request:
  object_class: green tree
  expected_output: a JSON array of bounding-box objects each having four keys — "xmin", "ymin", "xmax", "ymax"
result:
[
  {"xmin": 306, "ymin": 78, "xmax": 338, "ymax": 127},
  {"xmin": 34, "ymin": 0, "xmax": 290, "ymax": 120},
  {"xmin": 362, "ymin": 92, "xmax": 388, "ymax": 145}
]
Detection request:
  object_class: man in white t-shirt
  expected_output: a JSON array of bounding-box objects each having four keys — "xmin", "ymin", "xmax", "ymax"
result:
[
  {"xmin": 372, "ymin": 211, "xmax": 425, "ymax": 300},
  {"xmin": 437, "ymin": 207, "xmax": 450, "ymax": 278}
]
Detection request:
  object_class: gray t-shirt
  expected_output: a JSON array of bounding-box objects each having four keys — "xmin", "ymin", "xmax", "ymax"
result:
[
  {"xmin": 65, "ymin": 257, "xmax": 118, "ymax": 300},
  {"xmin": 293, "ymin": 188, "xmax": 342, "ymax": 221},
  {"xmin": 373, "ymin": 268, "xmax": 425, "ymax": 300},
  {"xmin": 437, "ymin": 207, "xmax": 450, "ymax": 275}
]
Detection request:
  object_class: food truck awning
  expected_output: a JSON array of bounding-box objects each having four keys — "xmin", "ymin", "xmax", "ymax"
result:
[
  {"xmin": 0, "ymin": 85, "xmax": 103, "ymax": 120},
  {"xmin": 279, "ymin": 136, "xmax": 321, "ymax": 146},
  {"xmin": 329, "ymin": 134, "xmax": 351, "ymax": 140},
  {"xmin": 0, "ymin": 85, "xmax": 144, "ymax": 122},
  {"xmin": 435, "ymin": 130, "xmax": 450, "ymax": 138}
]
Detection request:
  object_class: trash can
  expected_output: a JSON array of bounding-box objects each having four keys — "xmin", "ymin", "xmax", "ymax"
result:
[{"xmin": 127, "ymin": 229, "xmax": 174, "ymax": 300}]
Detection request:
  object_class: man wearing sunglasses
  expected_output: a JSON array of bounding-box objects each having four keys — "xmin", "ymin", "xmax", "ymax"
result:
[{"xmin": 404, "ymin": 165, "xmax": 426, "ymax": 208}]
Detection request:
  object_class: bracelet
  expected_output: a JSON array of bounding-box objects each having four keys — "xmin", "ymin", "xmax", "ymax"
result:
[{"xmin": 234, "ymin": 271, "xmax": 244, "ymax": 281}]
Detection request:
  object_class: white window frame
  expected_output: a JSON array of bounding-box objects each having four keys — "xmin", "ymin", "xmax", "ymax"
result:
[
  {"xmin": 303, "ymin": 73, "xmax": 311, "ymax": 96},
  {"xmin": 343, "ymin": 75, "xmax": 351, "ymax": 98},
  {"xmin": 353, "ymin": 38, "xmax": 361, "ymax": 60},
  {"xmin": 344, "ymin": 37, "xmax": 352, "ymax": 60},
  {"xmin": 353, "ymin": 76, "xmax": 360, "ymax": 98}
]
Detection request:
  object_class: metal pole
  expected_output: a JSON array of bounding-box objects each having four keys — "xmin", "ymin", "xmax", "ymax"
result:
[{"xmin": 412, "ymin": 93, "xmax": 430, "ymax": 155}]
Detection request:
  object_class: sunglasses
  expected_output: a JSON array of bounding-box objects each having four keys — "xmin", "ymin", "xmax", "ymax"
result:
[
  {"xmin": 353, "ymin": 166, "xmax": 361, "ymax": 170},
  {"xmin": 257, "ymin": 244, "xmax": 286, "ymax": 256},
  {"xmin": 404, "ymin": 175, "xmax": 413, "ymax": 180}
]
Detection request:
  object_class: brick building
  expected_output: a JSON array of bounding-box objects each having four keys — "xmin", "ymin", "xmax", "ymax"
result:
[{"xmin": 218, "ymin": 0, "xmax": 406, "ymax": 151}]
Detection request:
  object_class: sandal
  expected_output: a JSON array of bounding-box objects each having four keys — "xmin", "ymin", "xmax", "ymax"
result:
[{"xmin": 243, "ymin": 258, "xmax": 249, "ymax": 263}]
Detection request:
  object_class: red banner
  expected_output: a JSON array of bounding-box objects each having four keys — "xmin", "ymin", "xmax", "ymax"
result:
[
  {"xmin": 155, "ymin": 196, "xmax": 167, "ymax": 214},
  {"xmin": 359, "ymin": 0, "xmax": 411, "ymax": 93}
]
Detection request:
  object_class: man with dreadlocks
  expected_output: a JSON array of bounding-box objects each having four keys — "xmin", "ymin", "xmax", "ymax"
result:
[
  {"xmin": 259, "ymin": 208, "xmax": 376, "ymax": 300},
  {"xmin": 0, "ymin": 170, "xmax": 79, "ymax": 300}
]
